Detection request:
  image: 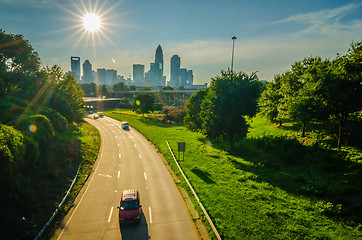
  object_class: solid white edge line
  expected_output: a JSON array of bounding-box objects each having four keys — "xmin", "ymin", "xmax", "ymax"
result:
[
  {"xmin": 57, "ymin": 121, "xmax": 104, "ymax": 240},
  {"xmin": 108, "ymin": 207, "xmax": 114, "ymax": 223},
  {"xmin": 149, "ymin": 207, "xmax": 152, "ymax": 224}
]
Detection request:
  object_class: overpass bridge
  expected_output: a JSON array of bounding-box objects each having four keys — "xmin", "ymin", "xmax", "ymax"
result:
[{"xmin": 84, "ymin": 90, "xmax": 199, "ymax": 111}]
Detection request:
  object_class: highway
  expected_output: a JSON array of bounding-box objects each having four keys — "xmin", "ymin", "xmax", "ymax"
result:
[{"xmin": 53, "ymin": 116, "xmax": 199, "ymax": 240}]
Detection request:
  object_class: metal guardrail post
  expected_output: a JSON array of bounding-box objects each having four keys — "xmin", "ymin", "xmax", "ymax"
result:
[
  {"xmin": 34, "ymin": 167, "xmax": 81, "ymax": 240},
  {"xmin": 166, "ymin": 140, "xmax": 222, "ymax": 240}
]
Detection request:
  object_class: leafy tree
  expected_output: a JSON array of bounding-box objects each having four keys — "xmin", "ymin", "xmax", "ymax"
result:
[
  {"xmin": 119, "ymin": 97, "xmax": 132, "ymax": 109},
  {"xmin": 132, "ymin": 93, "xmax": 155, "ymax": 115},
  {"xmin": 327, "ymin": 42, "xmax": 362, "ymax": 148},
  {"xmin": 186, "ymin": 70, "xmax": 263, "ymax": 149},
  {"xmin": 184, "ymin": 88, "xmax": 208, "ymax": 131},
  {"xmin": 0, "ymin": 29, "xmax": 40, "ymax": 97},
  {"xmin": 51, "ymin": 73, "xmax": 85, "ymax": 123},
  {"xmin": 258, "ymin": 75, "xmax": 283, "ymax": 126},
  {"xmin": 161, "ymin": 86, "xmax": 174, "ymax": 90},
  {"xmin": 277, "ymin": 57, "xmax": 327, "ymax": 137},
  {"xmin": 101, "ymin": 84, "xmax": 109, "ymax": 97},
  {"xmin": 113, "ymin": 82, "xmax": 129, "ymax": 92}
]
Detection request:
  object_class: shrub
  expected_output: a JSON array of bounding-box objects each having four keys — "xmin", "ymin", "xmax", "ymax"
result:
[
  {"xmin": 14, "ymin": 114, "xmax": 55, "ymax": 149},
  {"xmin": 43, "ymin": 108, "xmax": 68, "ymax": 134},
  {"xmin": 0, "ymin": 124, "xmax": 25, "ymax": 192}
]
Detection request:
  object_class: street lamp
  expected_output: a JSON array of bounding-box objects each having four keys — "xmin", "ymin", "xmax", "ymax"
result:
[{"xmin": 231, "ymin": 36, "xmax": 237, "ymax": 72}]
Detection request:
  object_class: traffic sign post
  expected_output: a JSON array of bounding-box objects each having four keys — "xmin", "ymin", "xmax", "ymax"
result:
[{"xmin": 177, "ymin": 142, "xmax": 186, "ymax": 161}]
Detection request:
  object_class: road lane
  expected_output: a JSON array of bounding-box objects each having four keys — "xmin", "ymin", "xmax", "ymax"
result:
[{"xmin": 53, "ymin": 116, "xmax": 199, "ymax": 240}]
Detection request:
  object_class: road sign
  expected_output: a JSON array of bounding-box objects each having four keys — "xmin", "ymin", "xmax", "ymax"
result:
[{"xmin": 178, "ymin": 142, "xmax": 186, "ymax": 152}]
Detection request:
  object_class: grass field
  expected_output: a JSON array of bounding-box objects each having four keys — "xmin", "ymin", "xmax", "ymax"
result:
[{"xmin": 105, "ymin": 109, "xmax": 362, "ymax": 240}]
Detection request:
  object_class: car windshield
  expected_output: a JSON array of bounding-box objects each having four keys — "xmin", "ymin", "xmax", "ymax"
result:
[{"xmin": 120, "ymin": 200, "xmax": 138, "ymax": 210}]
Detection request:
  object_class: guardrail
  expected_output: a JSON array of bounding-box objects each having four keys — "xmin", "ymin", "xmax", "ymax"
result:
[
  {"xmin": 34, "ymin": 167, "xmax": 81, "ymax": 240},
  {"xmin": 166, "ymin": 140, "xmax": 222, "ymax": 240}
]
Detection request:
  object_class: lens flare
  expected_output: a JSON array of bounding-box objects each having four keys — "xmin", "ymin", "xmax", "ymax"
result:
[{"xmin": 28, "ymin": 125, "xmax": 37, "ymax": 133}]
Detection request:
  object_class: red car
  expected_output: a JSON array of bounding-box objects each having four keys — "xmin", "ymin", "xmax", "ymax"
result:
[{"xmin": 118, "ymin": 189, "xmax": 141, "ymax": 223}]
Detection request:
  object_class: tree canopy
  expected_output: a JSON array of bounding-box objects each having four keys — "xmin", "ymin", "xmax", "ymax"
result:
[
  {"xmin": 184, "ymin": 70, "xmax": 264, "ymax": 149},
  {"xmin": 259, "ymin": 41, "xmax": 362, "ymax": 148},
  {"xmin": 132, "ymin": 93, "xmax": 156, "ymax": 114}
]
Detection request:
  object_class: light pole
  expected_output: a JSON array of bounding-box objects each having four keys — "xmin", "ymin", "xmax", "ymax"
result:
[{"xmin": 231, "ymin": 36, "xmax": 237, "ymax": 72}]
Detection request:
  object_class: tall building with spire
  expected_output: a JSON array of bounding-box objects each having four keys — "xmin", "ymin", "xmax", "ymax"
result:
[{"xmin": 145, "ymin": 45, "xmax": 166, "ymax": 86}]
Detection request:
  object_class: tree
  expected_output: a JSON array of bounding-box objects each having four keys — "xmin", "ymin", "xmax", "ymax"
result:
[
  {"xmin": 276, "ymin": 57, "xmax": 327, "ymax": 137},
  {"xmin": 326, "ymin": 42, "xmax": 362, "ymax": 148},
  {"xmin": 184, "ymin": 88, "xmax": 208, "ymax": 131},
  {"xmin": 132, "ymin": 93, "xmax": 155, "ymax": 115},
  {"xmin": 113, "ymin": 82, "xmax": 129, "ymax": 92},
  {"xmin": 161, "ymin": 86, "xmax": 174, "ymax": 90},
  {"xmin": 258, "ymin": 75, "xmax": 283, "ymax": 126},
  {"xmin": 51, "ymin": 72, "xmax": 85, "ymax": 123},
  {"xmin": 0, "ymin": 29, "xmax": 40, "ymax": 97},
  {"xmin": 185, "ymin": 70, "xmax": 263, "ymax": 149},
  {"xmin": 119, "ymin": 97, "xmax": 132, "ymax": 109}
]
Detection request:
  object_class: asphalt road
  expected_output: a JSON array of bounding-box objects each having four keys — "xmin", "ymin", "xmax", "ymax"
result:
[{"xmin": 53, "ymin": 116, "xmax": 199, "ymax": 240}]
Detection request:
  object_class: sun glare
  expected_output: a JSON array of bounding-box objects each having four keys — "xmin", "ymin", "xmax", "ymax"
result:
[{"xmin": 83, "ymin": 13, "xmax": 101, "ymax": 32}]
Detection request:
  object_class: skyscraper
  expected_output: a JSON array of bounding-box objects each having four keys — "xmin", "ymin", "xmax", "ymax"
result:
[
  {"xmin": 96, "ymin": 68, "xmax": 106, "ymax": 85},
  {"xmin": 70, "ymin": 56, "xmax": 80, "ymax": 81},
  {"xmin": 82, "ymin": 60, "xmax": 93, "ymax": 83},
  {"xmin": 106, "ymin": 69, "xmax": 117, "ymax": 85},
  {"xmin": 145, "ymin": 45, "xmax": 166, "ymax": 86},
  {"xmin": 180, "ymin": 68, "xmax": 188, "ymax": 86},
  {"xmin": 133, "ymin": 64, "xmax": 145, "ymax": 86},
  {"xmin": 187, "ymin": 70, "xmax": 194, "ymax": 86},
  {"xmin": 170, "ymin": 55, "xmax": 181, "ymax": 87}
]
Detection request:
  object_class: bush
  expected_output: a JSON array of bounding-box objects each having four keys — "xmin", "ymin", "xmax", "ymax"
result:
[
  {"xmin": 0, "ymin": 124, "xmax": 25, "ymax": 192},
  {"xmin": 119, "ymin": 97, "xmax": 132, "ymax": 109},
  {"xmin": 14, "ymin": 114, "xmax": 55, "ymax": 149},
  {"xmin": 43, "ymin": 108, "xmax": 68, "ymax": 134},
  {"xmin": 162, "ymin": 106, "xmax": 185, "ymax": 124}
]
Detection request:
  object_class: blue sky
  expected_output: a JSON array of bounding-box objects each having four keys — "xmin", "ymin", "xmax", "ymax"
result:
[{"xmin": 1, "ymin": 0, "xmax": 361, "ymax": 84}]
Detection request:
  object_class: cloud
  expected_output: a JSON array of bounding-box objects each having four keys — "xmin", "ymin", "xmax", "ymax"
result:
[{"xmin": 274, "ymin": 3, "xmax": 361, "ymax": 38}]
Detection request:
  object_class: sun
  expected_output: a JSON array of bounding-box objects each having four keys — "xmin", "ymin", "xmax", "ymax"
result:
[{"xmin": 83, "ymin": 13, "xmax": 101, "ymax": 32}]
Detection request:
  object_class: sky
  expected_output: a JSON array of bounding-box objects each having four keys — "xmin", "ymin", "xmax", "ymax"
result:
[{"xmin": 1, "ymin": 0, "xmax": 361, "ymax": 84}]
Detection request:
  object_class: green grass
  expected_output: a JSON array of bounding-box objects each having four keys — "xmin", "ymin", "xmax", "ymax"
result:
[{"xmin": 105, "ymin": 109, "xmax": 362, "ymax": 240}]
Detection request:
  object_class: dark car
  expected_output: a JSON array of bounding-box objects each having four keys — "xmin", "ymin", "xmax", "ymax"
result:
[
  {"xmin": 118, "ymin": 189, "xmax": 141, "ymax": 223},
  {"xmin": 121, "ymin": 122, "xmax": 129, "ymax": 129}
]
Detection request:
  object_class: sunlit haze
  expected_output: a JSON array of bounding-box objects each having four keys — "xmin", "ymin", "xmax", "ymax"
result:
[{"xmin": 0, "ymin": 0, "xmax": 361, "ymax": 84}]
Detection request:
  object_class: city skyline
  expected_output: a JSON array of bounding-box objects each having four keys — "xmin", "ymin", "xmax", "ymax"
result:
[{"xmin": 1, "ymin": 0, "xmax": 361, "ymax": 84}]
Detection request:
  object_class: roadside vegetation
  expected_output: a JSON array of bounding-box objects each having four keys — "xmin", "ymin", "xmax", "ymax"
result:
[
  {"xmin": 105, "ymin": 109, "xmax": 361, "ymax": 239},
  {"xmin": 0, "ymin": 29, "xmax": 101, "ymax": 239},
  {"xmin": 102, "ymin": 41, "xmax": 361, "ymax": 240}
]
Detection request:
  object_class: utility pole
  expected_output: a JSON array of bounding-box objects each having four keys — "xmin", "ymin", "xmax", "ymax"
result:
[{"xmin": 231, "ymin": 36, "xmax": 237, "ymax": 72}]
